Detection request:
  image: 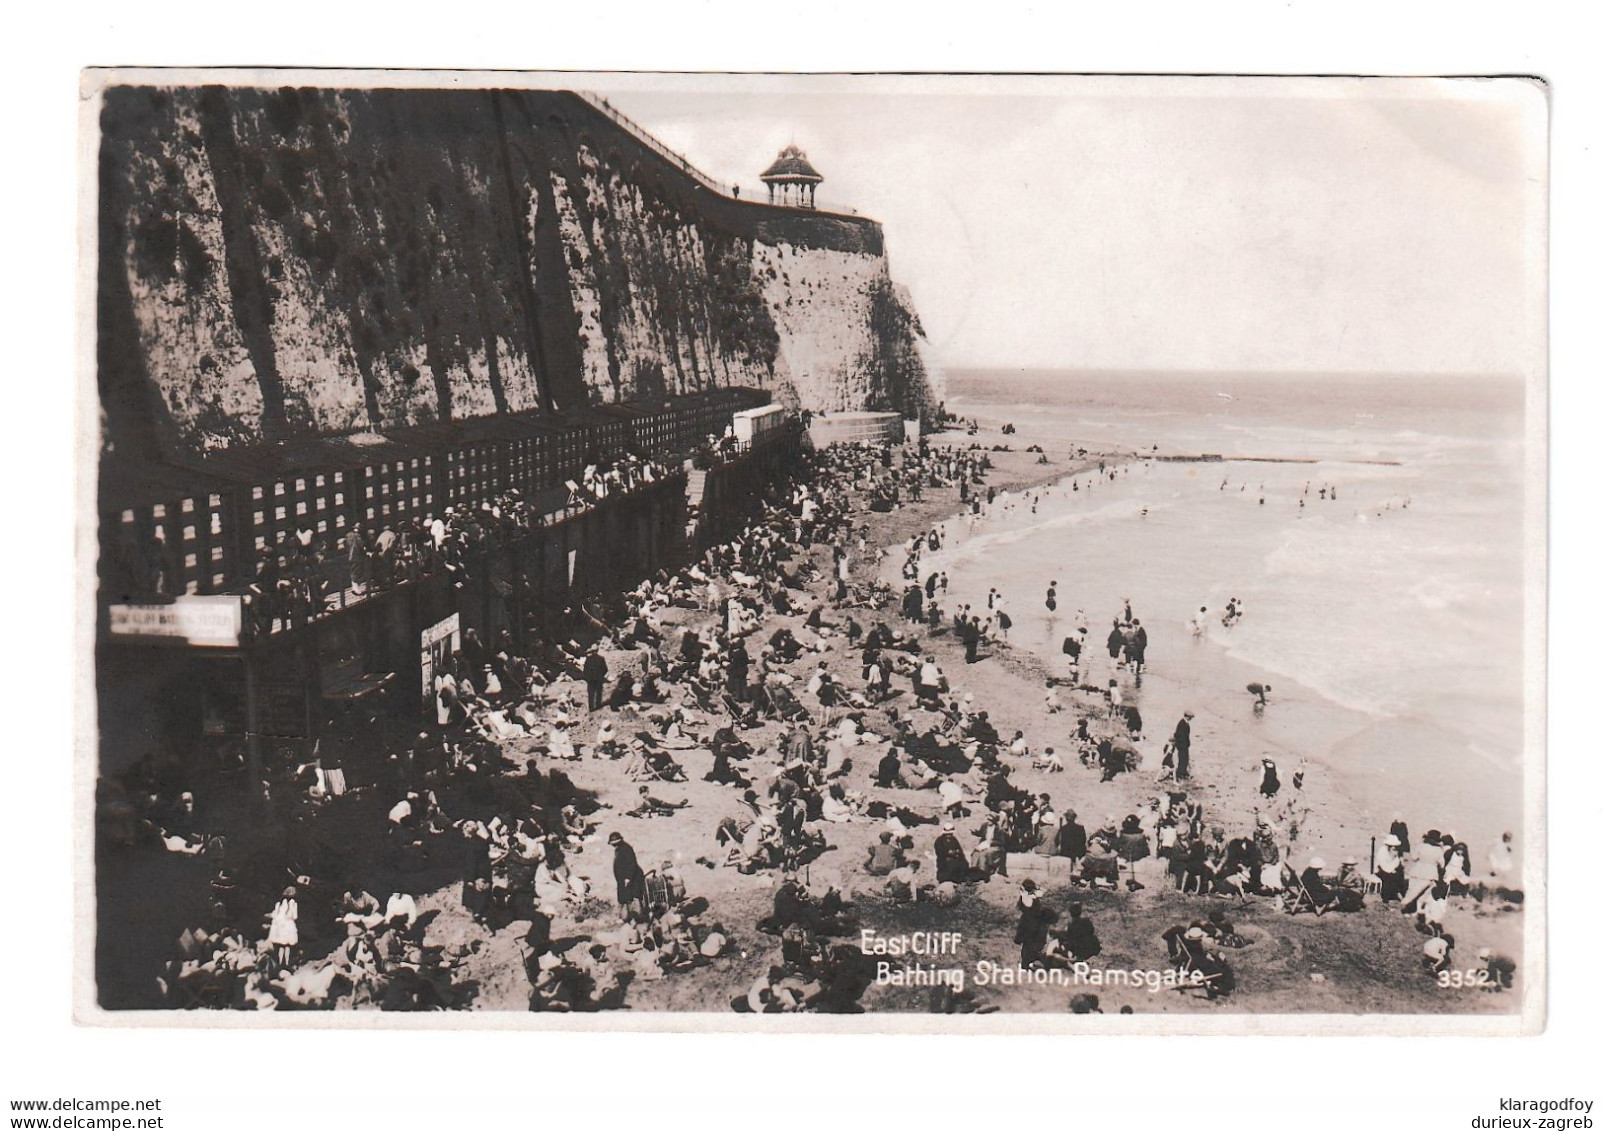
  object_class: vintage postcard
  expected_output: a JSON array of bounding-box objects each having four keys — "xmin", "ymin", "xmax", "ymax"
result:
[{"xmin": 78, "ymin": 69, "xmax": 1546, "ymax": 1031}]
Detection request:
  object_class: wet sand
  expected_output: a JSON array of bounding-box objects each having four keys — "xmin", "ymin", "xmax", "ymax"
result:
[{"xmin": 915, "ymin": 449, "xmax": 1524, "ymax": 865}]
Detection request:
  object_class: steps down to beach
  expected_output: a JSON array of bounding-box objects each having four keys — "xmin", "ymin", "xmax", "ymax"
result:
[{"xmin": 686, "ymin": 467, "xmax": 709, "ymax": 509}]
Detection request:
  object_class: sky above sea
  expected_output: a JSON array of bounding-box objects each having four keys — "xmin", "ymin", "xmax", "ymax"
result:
[{"xmin": 601, "ymin": 76, "xmax": 1544, "ymax": 377}]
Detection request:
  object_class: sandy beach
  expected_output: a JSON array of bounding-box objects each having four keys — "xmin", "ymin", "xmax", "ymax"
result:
[{"xmin": 390, "ymin": 428, "xmax": 1526, "ymax": 1015}]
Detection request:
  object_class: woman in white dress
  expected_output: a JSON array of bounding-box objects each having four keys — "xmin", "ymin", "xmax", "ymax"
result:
[{"xmin": 267, "ymin": 886, "xmax": 299, "ymax": 969}]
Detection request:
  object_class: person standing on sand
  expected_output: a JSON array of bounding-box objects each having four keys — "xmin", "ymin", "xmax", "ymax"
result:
[
  {"xmin": 583, "ymin": 646, "xmax": 609, "ymax": 712},
  {"xmin": 1129, "ymin": 619, "xmax": 1148, "ymax": 674},
  {"xmin": 1389, "ymin": 814, "xmax": 1411, "ymax": 855},
  {"xmin": 1014, "ymin": 880, "xmax": 1057, "ymax": 967},
  {"xmin": 1171, "ymin": 711, "xmax": 1194, "ymax": 780},
  {"xmin": 1246, "ymin": 682, "xmax": 1271, "ymax": 708},
  {"xmin": 726, "ymin": 638, "xmax": 750, "ymax": 703},
  {"xmin": 1045, "ymin": 582, "xmax": 1058, "ymax": 613},
  {"xmin": 267, "ymin": 885, "xmax": 300, "ymax": 970},
  {"xmin": 609, "ymin": 832, "xmax": 645, "ymax": 922},
  {"xmin": 1259, "ymin": 757, "xmax": 1280, "ymax": 798}
]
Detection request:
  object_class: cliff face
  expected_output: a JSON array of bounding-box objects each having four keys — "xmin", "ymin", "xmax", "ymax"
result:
[{"xmin": 97, "ymin": 85, "xmax": 942, "ymax": 459}]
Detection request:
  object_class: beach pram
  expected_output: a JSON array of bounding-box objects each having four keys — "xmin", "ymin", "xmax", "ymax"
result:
[
  {"xmin": 643, "ymin": 869, "xmax": 687, "ymax": 912},
  {"xmin": 1079, "ymin": 853, "xmax": 1121, "ymax": 890}
]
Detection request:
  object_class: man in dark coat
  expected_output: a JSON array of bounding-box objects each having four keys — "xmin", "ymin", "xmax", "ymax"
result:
[
  {"xmin": 680, "ymin": 629, "xmax": 704, "ymax": 670},
  {"xmin": 1129, "ymin": 620, "xmax": 1149, "ymax": 671},
  {"xmin": 1014, "ymin": 881, "xmax": 1058, "ymax": 966},
  {"xmin": 1171, "ymin": 711, "xmax": 1194, "ymax": 780},
  {"xmin": 726, "ymin": 640, "xmax": 750, "ymax": 702},
  {"xmin": 583, "ymin": 647, "xmax": 609, "ymax": 712},
  {"xmin": 875, "ymin": 749, "xmax": 906, "ymax": 789},
  {"xmin": 1054, "ymin": 810, "xmax": 1088, "ymax": 863},
  {"xmin": 609, "ymin": 832, "xmax": 645, "ymax": 920}
]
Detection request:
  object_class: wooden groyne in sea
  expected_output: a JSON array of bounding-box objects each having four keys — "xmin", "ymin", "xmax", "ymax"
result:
[{"xmin": 1153, "ymin": 453, "xmax": 1403, "ymax": 467}]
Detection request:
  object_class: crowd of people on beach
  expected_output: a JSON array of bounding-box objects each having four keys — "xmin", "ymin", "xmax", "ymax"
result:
[
  {"xmin": 104, "ymin": 423, "xmax": 1520, "ymax": 1014},
  {"xmin": 239, "ymin": 450, "xmax": 678, "ymax": 636}
]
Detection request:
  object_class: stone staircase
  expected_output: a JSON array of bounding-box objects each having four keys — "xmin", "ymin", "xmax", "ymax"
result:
[{"xmin": 685, "ymin": 467, "xmax": 709, "ymax": 510}]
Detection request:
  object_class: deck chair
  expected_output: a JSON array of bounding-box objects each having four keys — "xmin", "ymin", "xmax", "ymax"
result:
[
  {"xmin": 1170, "ymin": 966, "xmax": 1229, "ymax": 997},
  {"xmin": 769, "ymin": 685, "xmax": 812, "ymax": 723},
  {"xmin": 719, "ymin": 693, "xmax": 760, "ymax": 727},
  {"xmin": 1282, "ymin": 871, "xmax": 1328, "ymax": 917}
]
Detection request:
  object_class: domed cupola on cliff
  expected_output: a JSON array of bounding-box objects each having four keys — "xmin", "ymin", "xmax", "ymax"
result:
[{"xmin": 760, "ymin": 144, "xmax": 823, "ymax": 208}]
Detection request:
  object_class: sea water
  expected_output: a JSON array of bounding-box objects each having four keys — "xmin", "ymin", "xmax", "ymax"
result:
[{"xmin": 920, "ymin": 370, "xmax": 1528, "ymax": 856}]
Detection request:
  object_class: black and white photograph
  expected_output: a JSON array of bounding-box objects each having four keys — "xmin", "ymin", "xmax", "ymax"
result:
[{"xmin": 79, "ymin": 69, "xmax": 1545, "ymax": 1031}]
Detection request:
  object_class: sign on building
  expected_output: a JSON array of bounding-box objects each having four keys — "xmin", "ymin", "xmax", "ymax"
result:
[
  {"xmin": 107, "ymin": 595, "xmax": 242, "ymax": 647},
  {"xmin": 420, "ymin": 612, "xmax": 461, "ymax": 706}
]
